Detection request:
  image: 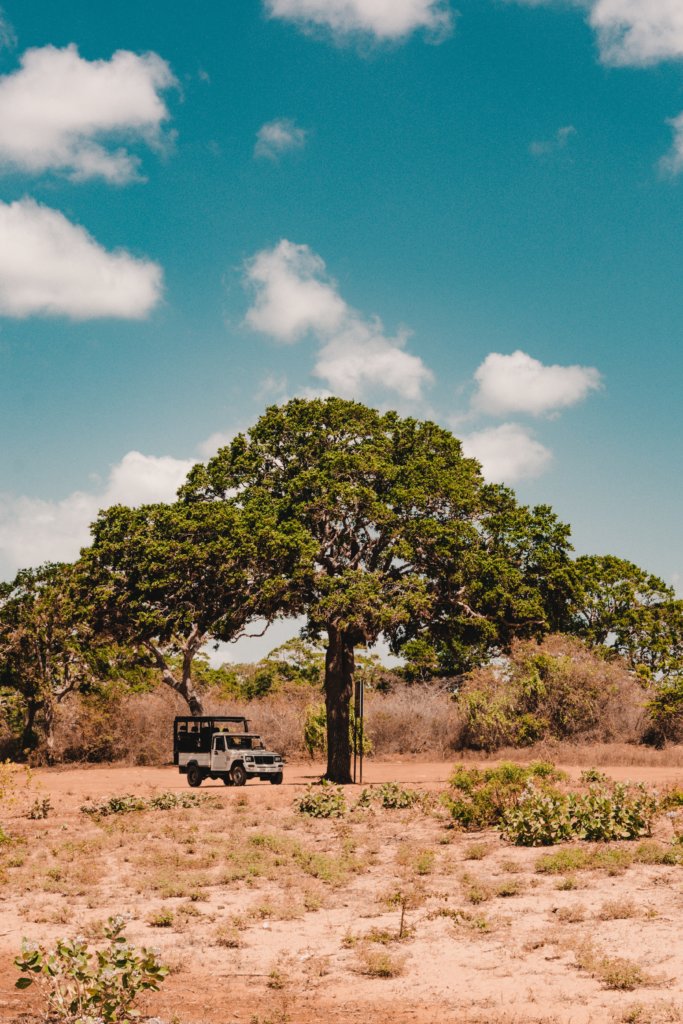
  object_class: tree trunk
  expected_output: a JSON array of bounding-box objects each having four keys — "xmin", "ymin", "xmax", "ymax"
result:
[
  {"xmin": 324, "ymin": 624, "xmax": 354, "ymax": 784},
  {"xmin": 20, "ymin": 700, "xmax": 40, "ymax": 759},
  {"xmin": 146, "ymin": 642, "xmax": 206, "ymax": 716},
  {"xmin": 43, "ymin": 699, "xmax": 56, "ymax": 766},
  {"xmin": 160, "ymin": 663, "xmax": 205, "ymax": 716}
]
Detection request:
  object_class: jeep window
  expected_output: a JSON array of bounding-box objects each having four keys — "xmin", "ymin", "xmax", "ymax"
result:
[{"xmin": 214, "ymin": 736, "xmax": 225, "ymax": 752}]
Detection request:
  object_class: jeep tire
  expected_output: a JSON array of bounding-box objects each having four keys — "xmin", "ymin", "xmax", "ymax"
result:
[
  {"xmin": 270, "ymin": 773, "xmax": 283, "ymax": 786},
  {"xmin": 187, "ymin": 764, "xmax": 203, "ymax": 788},
  {"xmin": 231, "ymin": 763, "xmax": 247, "ymax": 787}
]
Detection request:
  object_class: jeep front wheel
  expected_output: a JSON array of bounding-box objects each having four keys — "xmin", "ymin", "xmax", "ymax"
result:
[
  {"xmin": 231, "ymin": 763, "xmax": 247, "ymax": 787},
  {"xmin": 270, "ymin": 773, "xmax": 283, "ymax": 786},
  {"xmin": 187, "ymin": 764, "xmax": 203, "ymax": 788}
]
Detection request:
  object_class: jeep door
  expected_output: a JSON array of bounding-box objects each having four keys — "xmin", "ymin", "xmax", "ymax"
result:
[{"xmin": 211, "ymin": 734, "xmax": 230, "ymax": 773}]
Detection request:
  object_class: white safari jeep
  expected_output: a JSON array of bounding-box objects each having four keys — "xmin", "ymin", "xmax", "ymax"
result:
[{"xmin": 174, "ymin": 715, "xmax": 284, "ymax": 787}]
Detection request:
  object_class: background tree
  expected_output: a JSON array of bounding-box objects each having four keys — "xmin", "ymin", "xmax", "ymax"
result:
[
  {"xmin": 398, "ymin": 489, "xmax": 577, "ymax": 677},
  {"xmin": 181, "ymin": 397, "xmax": 575, "ymax": 782},
  {"xmin": 80, "ymin": 500, "xmax": 306, "ymax": 715},
  {"xmin": 0, "ymin": 563, "xmax": 110, "ymax": 759},
  {"xmin": 569, "ymin": 554, "xmax": 673, "ymax": 648},
  {"xmin": 568, "ymin": 554, "xmax": 680, "ymax": 676}
]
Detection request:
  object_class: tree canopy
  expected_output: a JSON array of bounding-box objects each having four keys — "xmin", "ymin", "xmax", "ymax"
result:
[{"xmin": 79, "ymin": 499, "xmax": 307, "ymax": 715}]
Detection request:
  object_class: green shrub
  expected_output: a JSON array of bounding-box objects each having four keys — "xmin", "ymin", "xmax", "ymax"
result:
[
  {"xmin": 14, "ymin": 915, "xmax": 168, "ymax": 1023},
  {"xmin": 81, "ymin": 792, "xmax": 206, "ymax": 817},
  {"xmin": 572, "ymin": 784, "xmax": 657, "ymax": 842},
  {"xmin": 443, "ymin": 761, "xmax": 565, "ymax": 830},
  {"xmin": 501, "ymin": 784, "xmax": 575, "ymax": 846},
  {"xmin": 27, "ymin": 797, "xmax": 51, "ymax": 820},
  {"xmin": 357, "ymin": 782, "xmax": 421, "ymax": 810},
  {"xmin": 296, "ymin": 780, "xmax": 347, "ymax": 818}
]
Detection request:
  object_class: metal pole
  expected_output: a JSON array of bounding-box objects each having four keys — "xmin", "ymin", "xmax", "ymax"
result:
[
  {"xmin": 356, "ymin": 679, "xmax": 360, "ymax": 782},
  {"xmin": 359, "ymin": 679, "xmax": 364, "ymax": 786}
]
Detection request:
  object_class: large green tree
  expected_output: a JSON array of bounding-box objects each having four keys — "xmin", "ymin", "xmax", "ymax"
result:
[
  {"xmin": 182, "ymin": 397, "xmax": 575, "ymax": 782},
  {"xmin": 80, "ymin": 500, "xmax": 306, "ymax": 715},
  {"xmin": 0, "ymin": 563, "xmax": 110, "ymax": 759}
]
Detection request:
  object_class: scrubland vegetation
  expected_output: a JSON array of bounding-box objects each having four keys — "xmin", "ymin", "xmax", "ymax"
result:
[
  {"xmin": 3, "ymin": 757, "xmax": 683, "ymax": 1023},
  {"xmin": 0, "ymin": 631, "xmax": 673, "ymax": 770}
]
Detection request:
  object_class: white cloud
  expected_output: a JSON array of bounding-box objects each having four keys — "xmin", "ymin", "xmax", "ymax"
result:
[
  {"xmin": 0, "ymin": 44, "xmax": 176, "ymax": 183},
  {"xmin": 589, "ymin": 0, "xmax": 683, "ymax": 66},
  {"xmin": 263, "ymin": 0, "xmax": 453, "ymax": 43},
  {"xmin": 255, "ymin": 118, "xmax": 307, "ymax": 160},
  {"xmin": 472, "ymin": 350, "xmax": 602, "ymax": 418},
  {"xmin": 0, "ymin": 452, "xmax": 193, "ymax": 580},
  {"xmin": 512, "ymin": 0, "xmax": 683, "ymax": 67},
  {"xmin": 530, "ymin": 124, "xmax": 576, "ymax": 157},
  {"xmin": 461, "ymin": 423, "xmax": 553, "ymax": 483},
  {"xmin": 0, "ymin": 198, "xmax": 163, "ymax": 320},
  {"xmin": 244, "ymin": 239, "xmax": 433, "ymax": 401},
  {"xmin": 659, "ymin": 111, "xmax": 683, "ymax": 176},
  {"xmin": 197, "ymin": 431, "xmax": 238, "ymax": 458},
  {"xmin": 313, "ymin": 320, "xmax": 432, "ymax": 400},
  {"xmin": 245, "ymin": 240, "xmax": 346, "ymax": 342}
]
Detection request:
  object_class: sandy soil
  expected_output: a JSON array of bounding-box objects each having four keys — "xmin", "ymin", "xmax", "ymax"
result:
[{"xmin": 2, "ymin": 759, "xmax": 683, "ymax": 1024}]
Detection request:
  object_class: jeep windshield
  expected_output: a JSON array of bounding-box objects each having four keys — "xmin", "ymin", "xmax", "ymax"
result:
[{"xmin": 223, "ymin": 735, "xmax": 266, "ymax": 751}]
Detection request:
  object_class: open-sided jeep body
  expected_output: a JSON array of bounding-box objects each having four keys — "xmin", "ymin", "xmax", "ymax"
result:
[{"xmin": 174, "ymin": 716, "xmax": 284, "ymax": 787}]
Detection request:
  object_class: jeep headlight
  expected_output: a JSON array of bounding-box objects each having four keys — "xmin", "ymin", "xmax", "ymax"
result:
[{"xmin": 244, "ymin": 755, "xmax": 254, "ymax": 762}]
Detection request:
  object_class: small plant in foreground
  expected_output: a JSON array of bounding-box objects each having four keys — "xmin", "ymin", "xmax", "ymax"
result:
[
  {"xmin": 574, "ymin": 941, "xmax": 651, "ymax": 991},
  {"xmin": 81, "ymin": 792, "xmax": 207, "ymax": 817},
  {"xmin": 148, "ymin": 908, "xmax": 174, "ymax": 928},
  {"xmin": 462, "ymin": 842, "xmax": 489, "ymax": 860},
  {"xmin": 296, "ymin": 780, "xmax": 346, "ymax": 818},
  {"xmin": 373, "ymin": 782, "xmax": 422, "ymax": 810},
  {"xmin": 501, "ymin": 784, "xmax": 574, "ymax": 846},
  {"xmin": 28, "ymin": 797, "xmax": 51, "ymax": 820},
  {"xmin": 355, "ymin": 947, "xmax": 405, "ymax": 978},
  {"xmin": 14, "ymin": 915, "xmax": 168, "ymax": 1023},
  {"xmin": 444, "ymin": 761, "xmax": 566, "ymax": 831}
]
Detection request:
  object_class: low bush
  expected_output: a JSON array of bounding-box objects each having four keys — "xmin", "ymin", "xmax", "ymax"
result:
[
  {"xmin": 14, "ymin": 915, "xmax": 168, "ymax": 1023},
  {"xmin": 573, "ymin": 783, "xmax": 657, "ymax": 842},
  {"xmin": 27, "ymin": 797, "xmax": 51, "ymax": 820},
  {"xmin": 357, "ymin": 781, "xmax": 422, "ymax": 810},
  {"xmin": 296, "ymin": 780, "xmax": 347, "ymax": 818},
  {"xmin": 501, "ymin": 785, "xmax": 575, "ymax": 846},
  {"xmin": 502, "ymin": 781, "xmax": 657, "ymax": 846},
  {"xmin": 443, "ymin": 761, "xmax": 565, "ymax": 830},
  {"xmin": 81, "ymin": 792, "xmax": 206, "ymax": 817}
]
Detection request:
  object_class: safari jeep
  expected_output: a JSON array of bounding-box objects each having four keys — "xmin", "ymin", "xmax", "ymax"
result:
[{"xmin": 174, "ymin": 715, "xmax": 284, "ymax": 787}]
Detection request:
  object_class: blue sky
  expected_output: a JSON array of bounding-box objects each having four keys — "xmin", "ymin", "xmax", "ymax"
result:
[{"xmin": 0, "ymin": 0, "xmax": 681, "ymax": 625}]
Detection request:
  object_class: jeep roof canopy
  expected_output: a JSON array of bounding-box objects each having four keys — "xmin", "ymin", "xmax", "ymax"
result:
[{"xmin": 173, "ymin": 715, "xmax": 250, "ymax": 762}]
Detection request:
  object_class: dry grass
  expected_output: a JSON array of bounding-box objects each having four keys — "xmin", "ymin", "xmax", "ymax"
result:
[
  {"xmin": 3, "ymin": 762, "xmax": 683, "ymax": 1024},
  {"xmin": 574, "ymin": 941, "xmax": 655, "ymax": 991},
  {"xmin": 355, "ymin": 947, "xmax": 406, "ymax": 978}
]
